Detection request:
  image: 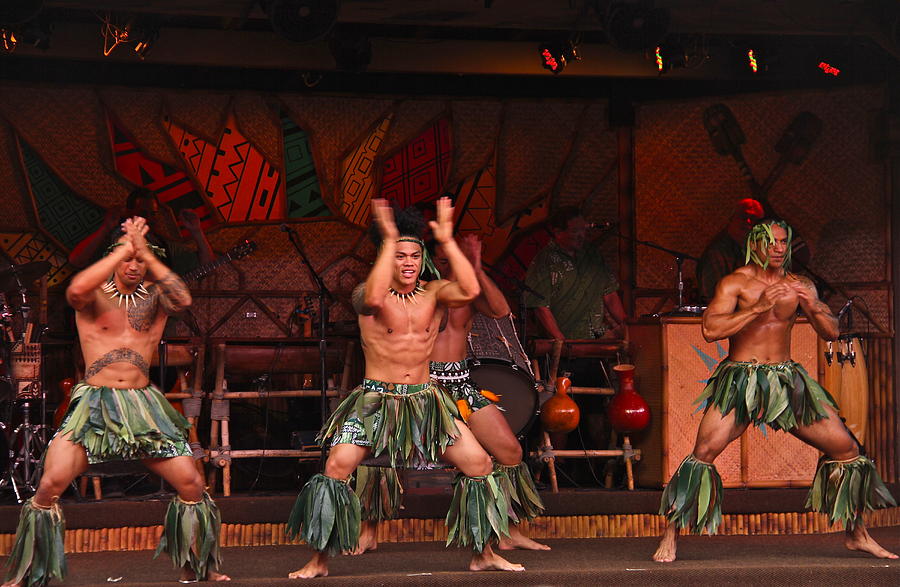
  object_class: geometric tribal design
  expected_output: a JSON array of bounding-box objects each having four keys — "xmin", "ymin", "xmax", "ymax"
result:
[
  {"xmin": 0, "ymin": 232, "xmax": 75, "ymax": 288},
  {"xmin": 17, "ymin": 138, "xmax": 104, "ymax": 251},
  {"xmin": 449, "ymin": 157, "xmax": 548, "ymax": 264},
  {"xmin": 341, "ymin": 114, "xmax": 394, "ymax": 227},
  {"xmin": 281, "ymin": 110, "xmax": 329, "ymax": 218},
  {"xmin": 165, "ymin": 112, "xmax": 286, "ymax": 222},
  {"xmin": 108, "ymin": 116, "xmax": 218, "ymax": 234},
  {"xmin": 378, "ymin": 117, "xmax": 451, "ymax": 209}
]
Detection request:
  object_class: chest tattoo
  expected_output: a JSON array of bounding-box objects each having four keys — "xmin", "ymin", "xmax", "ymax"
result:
[
  {"xmin": 86, "ymin": 347, "xmax": 150, "ymax": 379},
  {"xmin": 127, "ymin": 291, "xmax": 158, "ymax": 332}
]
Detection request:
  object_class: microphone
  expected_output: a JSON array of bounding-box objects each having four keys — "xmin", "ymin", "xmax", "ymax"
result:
[{"xmin": 837, "ymin": 298, "xmax": 853, "ymax": 319}]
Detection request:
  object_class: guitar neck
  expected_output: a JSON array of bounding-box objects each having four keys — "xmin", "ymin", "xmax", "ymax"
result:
[{"xmin": 184, "ymin": 255, "xmax": 233, "ymax": 281}]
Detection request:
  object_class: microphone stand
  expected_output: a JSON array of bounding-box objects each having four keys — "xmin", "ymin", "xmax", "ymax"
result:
[
  {"xmin": 282, "ymin": 226, "xmax": 334, "ymax": 468},
  {"xmin": 613, "ymin": 233, "xmax": 700, "ymax": 314}
]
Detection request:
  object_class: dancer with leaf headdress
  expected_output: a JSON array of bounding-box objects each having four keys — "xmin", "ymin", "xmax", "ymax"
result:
[
  {"xmin": 652, "ymin": 219, "xmax": 896, "ymax": 563},
  {"xmin": 286, "ymin": 198, "xmax": 523, "ymax": 579},
  {"xmin": 3, "ymin": 217, "xmax": 228, "ymax": 587}
]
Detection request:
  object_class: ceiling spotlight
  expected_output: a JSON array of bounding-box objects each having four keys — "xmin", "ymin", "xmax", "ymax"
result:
[
  {"xmin": 100, "ymin": 13, "xmax": 160, "ymax": 59},
  {"xmin": 1, "ymin": 29, "xmax": 16, "ymax": 53},
  {"xmin": 539, "ymin": 40, "xmax": 579, "ymax": 74},
  {"xmin": 654, "ymin": 41, "xmax": 686, "ymax": 74}
]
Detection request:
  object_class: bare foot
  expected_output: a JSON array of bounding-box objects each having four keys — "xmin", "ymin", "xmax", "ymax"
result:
[
  {"xmin": 288, "ymin": 552, "xmax": 329, "ymax": 579},
  {"xmin": 349, "ymin": 521, "xmax": 378, "ymax": 555},
  {"xmin": 652, "ymin": 523, "xmax": 678, "ymax": 563},
  {"xmin": 469, "ymin": 545, "xmax": 525, "ymax": 572},
  {"xmin": 498, "ymin": 525, "xmax": 551, "ymax": 551},
  {"xmin": 845, "ymin": 525, "xmax": 899, "ymax": 559},
  {"xmin": 179, "ymin": 566, "xmax": 231, "ymax": 582}
]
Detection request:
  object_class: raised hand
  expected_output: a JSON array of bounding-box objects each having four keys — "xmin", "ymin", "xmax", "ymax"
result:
[
  {"xmin": 428, "ymin": 197, "xmax": 455, "ymax": 244},
  {"xmin": 458, "ymin": 233, "xmax": 483, "ymax": 270},
  {"xmin": 371, "ymin": 199, "xmax": 400, "ymax": 242},
  {"xmin": 178, "ymin": 209, "xmax": 202, "ymax": 233},
  {"xmin": 123, "ymin": 217, "xmax": 151, "ymax": 260}
]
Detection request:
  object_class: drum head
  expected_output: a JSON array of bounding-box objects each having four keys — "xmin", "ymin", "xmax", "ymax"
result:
[{"xmin": 469, "ymin": 359, "xmax": 538, "ymax": 438}]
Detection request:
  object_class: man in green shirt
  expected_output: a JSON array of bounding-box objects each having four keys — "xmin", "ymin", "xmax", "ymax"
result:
[{"xmin": 525, "ymin": 206, "xmax": 626, "ymax": 340}]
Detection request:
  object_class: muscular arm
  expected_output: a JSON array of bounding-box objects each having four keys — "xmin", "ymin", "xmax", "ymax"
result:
[
  {"xmin": 434, "ymin": 239, "xmax": 480, "ymax": 308},
  {"xmin": 701, "ymin": 274, "xmax": 768, "ymax": 342},
  {"xmin": 66, "ymin": 245, "xmax": 130, "ymax": 311},
  {"xmin": 147, "ymin": 260, "xmax": 192, "ymax": 315},
  {"xmin": 604, "ymin": 291, "xmax": 627, "ymax": 326},
  {"xmin": 472, "ymin": 268, "xmax": 511, "ymax": 318},
  {"xmin": 352, "ymin": 282, "xmax": 376, "ymax": 316},
  {"xmin": 791, "ymin": 275, "xmax": 839, "ymax": 341}
]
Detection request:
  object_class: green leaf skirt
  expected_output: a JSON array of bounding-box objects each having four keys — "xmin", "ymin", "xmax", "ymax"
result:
[
  {"xmin": 694, "ymin": 360, "xmax": 838, "ymax": 431},
  {"xmin": 56, "ymin": 381, "xmax": 191, "ymax": 464},
  {"xmin": 320, "ymin": 379, "xmax": 461, "ymax": 469}
]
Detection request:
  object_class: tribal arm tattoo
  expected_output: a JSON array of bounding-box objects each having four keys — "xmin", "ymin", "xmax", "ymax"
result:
[
  {"xmin": 154, "ymin": 270, "xmax": 191, "ymax": 315},
  {"xmin": 85, "ymin": 347, "xmax": 150, "ymax": 379},
  {"xmin": 352, "ymin": 282, "xmax": 377, "ymax": 316}
]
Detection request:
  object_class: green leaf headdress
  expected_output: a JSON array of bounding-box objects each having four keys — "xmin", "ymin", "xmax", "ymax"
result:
[
  {"xmin": 105, "ymin": 241, "xmax": 167, "ymax": 259},
  {"xmin": 397, "ymin": 236, "xmax": 440, "ymax": 279},
  {"xmin": 745, "ymin": 220, "xmax": 792, "ymax": 269}
]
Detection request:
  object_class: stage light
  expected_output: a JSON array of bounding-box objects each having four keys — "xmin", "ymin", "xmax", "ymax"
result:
[
  {"xmin": 818, "ymin": 61, "xmax": 840, "ymax": 76},
  {"xmin": 100, "ymin": 14, "xmax": 160, "ymax": 59},
  {"xmin": 1, "ymin": 29, "xmax": 16, "ymax": 53},
  {"xmin": 654, "ymin": 41, "xmax": 686, "ymax": 74},
  {"xmin": 539, "ymin": 40, "xmax": 579, "ymax": 74},
  {"xmin": 748, "ymin": 49, "xmax": 758, "ymax": 73}
]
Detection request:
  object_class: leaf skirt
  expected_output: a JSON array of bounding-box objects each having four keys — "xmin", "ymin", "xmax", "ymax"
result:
[
  {"xmin": 319, "ymin": 379, "xmax": 461, "ymax": 469},
  {"xmin": 694, "ymin": 360, "xmax": 838, "ymax": 431},
  {"xmin": 56, "ymin": 382, "xmax": 191, "ymax": 464}
]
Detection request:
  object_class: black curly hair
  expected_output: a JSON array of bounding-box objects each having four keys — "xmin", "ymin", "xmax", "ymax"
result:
[{"xmin": 368, "ymin": 202, "xmax": 427, "ymax": 248}]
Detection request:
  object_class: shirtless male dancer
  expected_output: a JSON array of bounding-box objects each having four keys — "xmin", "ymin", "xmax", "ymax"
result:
[
  {"xmin": 353, "ymin": 233, "xmax": 549, "ymax": 553},
  {"xmin": 3, "ymin": 217, "xmax": 228, "ymax": 586},
  {"xmin": 653, "ymin": 219, "xmax": 897, "ymax": 563},
  {"xmin": 285, "ymin": 198, "xmax": 524, "ymax": 578}
]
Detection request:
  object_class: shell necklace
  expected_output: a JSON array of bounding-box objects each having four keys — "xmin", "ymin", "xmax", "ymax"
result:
[
  {"xmin": 102, "ymin": 280, "xmax": 149, "ymax": 309},
  {"xmin": 388, "ymin": 281, "xmax": 425, "ymax": 304}
]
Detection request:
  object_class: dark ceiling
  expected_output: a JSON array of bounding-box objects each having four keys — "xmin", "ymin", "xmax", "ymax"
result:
[{"xmin": 1, "ymin": 1, "xmax": 898, "ymax": 95}]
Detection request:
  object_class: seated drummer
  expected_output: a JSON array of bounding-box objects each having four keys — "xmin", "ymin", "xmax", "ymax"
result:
[{"xmin": 523, "ymin": 206, "xmax": 628, "ymax": 484}]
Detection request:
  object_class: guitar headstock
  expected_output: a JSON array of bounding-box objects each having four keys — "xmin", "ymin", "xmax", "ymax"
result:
[{"xmin": 226, "ymin": 240, "xmax": 257, "ymax": 260}]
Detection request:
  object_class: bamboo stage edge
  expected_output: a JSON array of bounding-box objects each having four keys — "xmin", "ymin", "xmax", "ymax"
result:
[{"xmin": 1, "ymin": 508, "xmax": 898, "ymax": 556}]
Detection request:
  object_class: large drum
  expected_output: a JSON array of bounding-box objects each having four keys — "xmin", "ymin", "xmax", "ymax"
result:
[
  {"xmin": 818, "ymin": 336, "xmax": 869, "ymax": 442},
  {"xmin": 467, "ymin": 314, "xmax": 539, "ymax": 438}
]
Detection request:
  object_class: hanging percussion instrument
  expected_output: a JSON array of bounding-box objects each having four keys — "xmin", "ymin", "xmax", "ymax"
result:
[{"xmin": 467, "ymin": 314, "xmax": 539, "ymax": 437}]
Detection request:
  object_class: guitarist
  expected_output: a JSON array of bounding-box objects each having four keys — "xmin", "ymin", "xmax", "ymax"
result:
[
  {"xmin": 697, "ymin": 198, "xmax": 764, "ymax": 303},
  {"xmin": 69, "ymin": 188, "xmax": 215, "ymax": 275}
]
